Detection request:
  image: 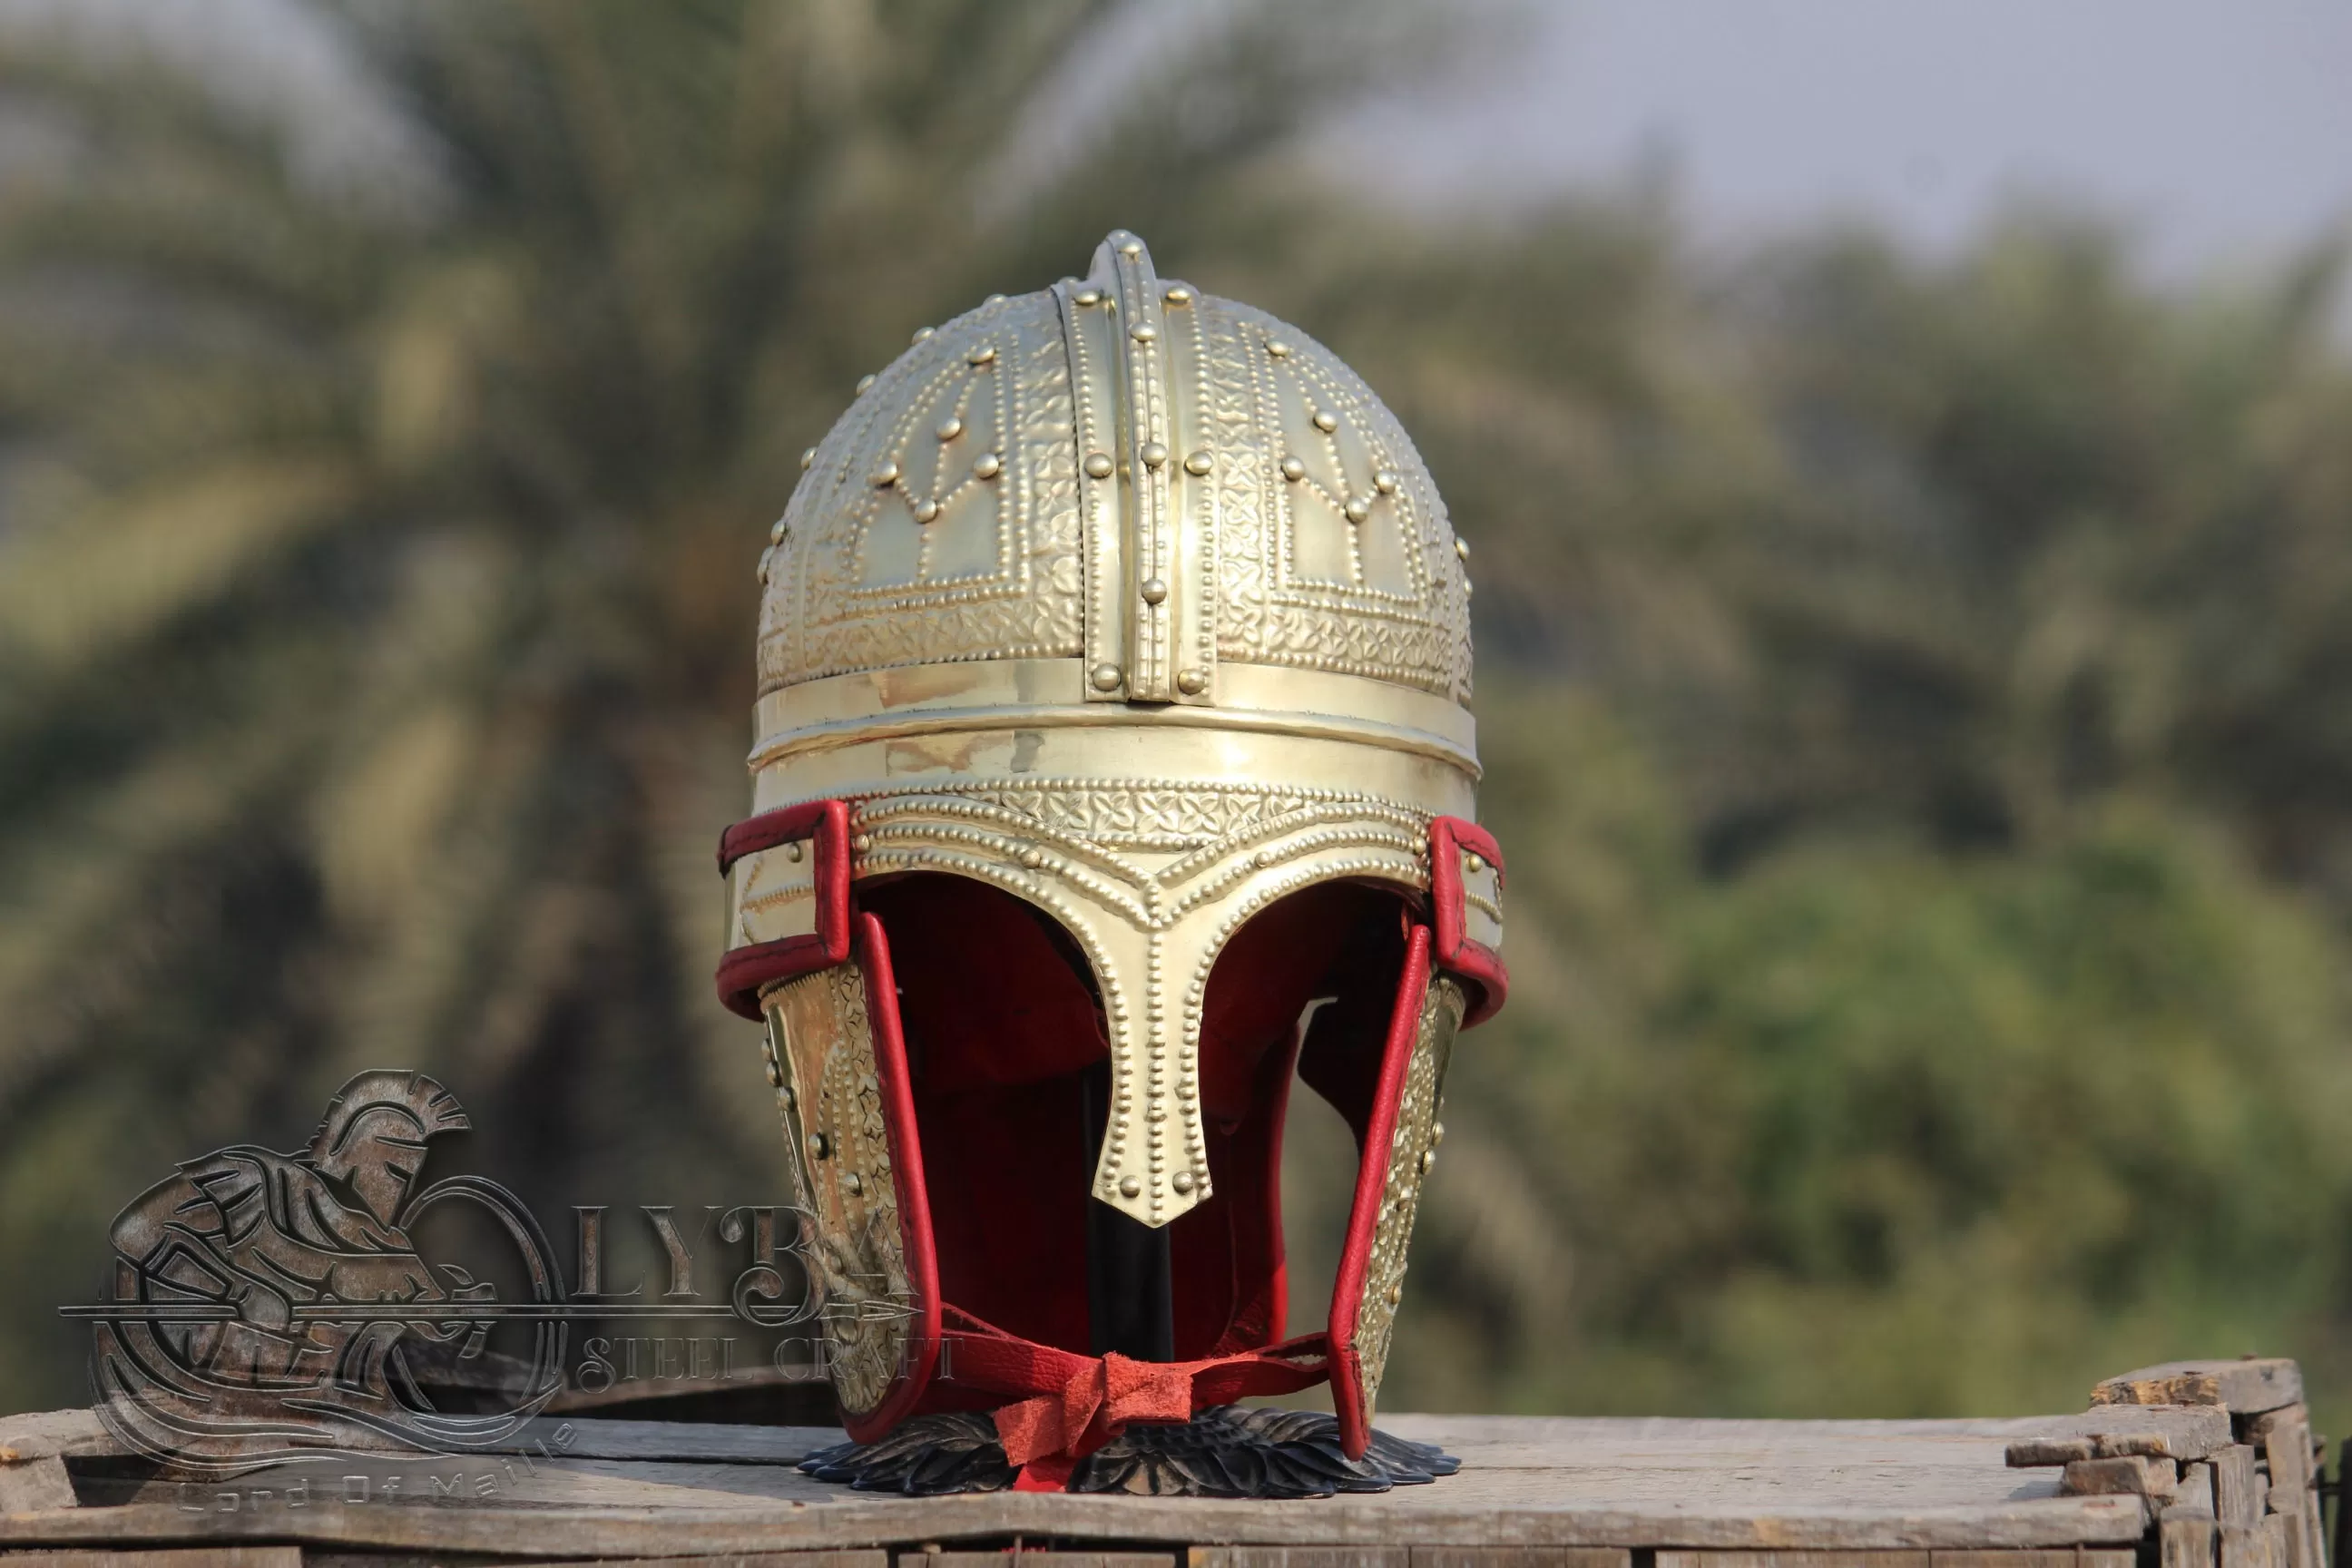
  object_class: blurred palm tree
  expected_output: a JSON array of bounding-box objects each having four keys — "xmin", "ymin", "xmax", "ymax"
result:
[
  {"xmin": 0, "ymin": 0, "xmax": 1449, "ymax": 1406},
  {"xmin": 1673, "ymin": 224, "xmax": 2352, "ymax": 880}
]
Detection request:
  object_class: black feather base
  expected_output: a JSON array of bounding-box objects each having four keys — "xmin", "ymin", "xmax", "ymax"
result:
[{"xmin": 797, "ymin": 1406, "xmax": 1460, "ymax": 1498}]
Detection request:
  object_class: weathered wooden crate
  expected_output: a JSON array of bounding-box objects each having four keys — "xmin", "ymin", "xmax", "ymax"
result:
[{"xmin": 0, "ymin": 1360, "xmax": 2329, "ymax": 1568}]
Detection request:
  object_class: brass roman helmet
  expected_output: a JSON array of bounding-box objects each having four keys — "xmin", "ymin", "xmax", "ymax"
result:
[{"xmin": 716, "ymin": 233, "xmax": 1504, "ymax": 1484}]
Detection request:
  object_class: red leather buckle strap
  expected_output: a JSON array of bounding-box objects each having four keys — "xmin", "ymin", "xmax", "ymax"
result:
[
  {"xmin": 1429, "ymin": 815, "xmax": 1508, "ymax": 1025},
  {"xmin": 712, "ymin": 799, "xmax": 853, "ymax": 1019}
]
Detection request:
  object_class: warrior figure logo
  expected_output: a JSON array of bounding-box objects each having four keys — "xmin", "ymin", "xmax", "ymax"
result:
[{"xmin": 83, "ymin": 1072, "xmax": 565, "ymax": 1475}]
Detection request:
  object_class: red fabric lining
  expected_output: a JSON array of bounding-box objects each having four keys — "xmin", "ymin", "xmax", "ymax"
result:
[
  {"xmin": 868, "ymin": 875, "xmax": 1410, "ymax": 1377},
  {"xmin": 862, "ymin": 877, "xmax": 1103, "ymax": 1358},
  {"xmin": 1296, "ymin": 906, "xmax": 1412, "ymax": 1147},
  {"xmin": 1430, "ymin": 815, "xmax": 1509, "ymax": 1026},
  {"xmin": 1324, "ymin": 921, "xmax": 1434, "ymax": 1460},
  {"xmin": 1173, "ymin": 881, "xmax": 1380, "ymax": 1359}
]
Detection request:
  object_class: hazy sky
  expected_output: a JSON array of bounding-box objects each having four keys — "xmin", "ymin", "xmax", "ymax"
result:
[
  {"xmin": 11, "ymin": 0, "xmax": 2348, "ymax": 280},
  {"xmin": 1350, "ymin": 0, "xmax": 2352, "ymax": 276}
]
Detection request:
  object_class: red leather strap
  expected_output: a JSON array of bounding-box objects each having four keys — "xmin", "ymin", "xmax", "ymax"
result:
[
  {"xmin": 712, "ymin": 799, "xmax": 853, "ymax": 1019},
  {"xmin": 937, "ymin": 1305, "xmax": 1328, "ymax": 1480},
  {"xmin": 1325, "ymin": 921, "xmax": 1433, "ymax": 1459},
  {"xmin": 1429, "ymin": 815, "xmax": 1508, "ymax": 1025}
]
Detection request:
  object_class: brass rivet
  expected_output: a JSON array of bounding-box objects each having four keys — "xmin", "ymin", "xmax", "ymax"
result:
[
  {"xmin": 769, "ymin": 518, "xmax": 789, "ymax": 543},
  {"xmin": 1139, "ymin": 441, "xmax": 1169, "ymax": 469},
  {"xmin": 1375, "ymin": 469, "xmax": 1399, "ymax": 494},
  {"xmin": 782, "ymin": 1085, "xmax": 797, "ymax": 1110},
  {"xmin": 869, "ymin": 462, "xmax": 898, "ymax": 488},
  {"xmin": 1464, "ymin": 579, "xmax": 1474, "ymax": 599},
  {"xmin": 1075, "ymin": 289, "xmax": 1102, "ymax": 306},
  {"xmin": 1176, "ymin": 668, "xmax": 1207, "ymax": 695},
  {"xmin": 966, "ymin": 344, "xmax": 996, "ymax": 366},
  {"xmin": 985, "ymin": 292, "xmax": 1006, "ymax": 305},
  {"xmin": 913, "ymin": 498, "xmax": 940, "ymax": 524},
  {"xmin": 1090, "ymin": 662, "xmax": 1122, "ymax": 692},
  {"xmin": 799, "ymin": 447, "xmax": 817, "ymax": 471},
  {"xmin": 1140, "ymin": 577, "xmax": 1167, "ymax": 605},
  {"xmin": 1084, "ymin": 453, "xmax": 1114, "ymax": 479},
  {"xmin": 936, "ymin": 416, "xmax": 964, "ymax": 442},
  {"xmin": 844, "ymin": 1171, "xmax": 863, "ymax": 1195},
  {"xmin": 1266, "ymin": 339, "xmax": 1289, "ymax": 358},
  {"xmin": 764, "ymin": 1054, "xmax": 782, "ymax": 1088},
  {"xmin": 912, "ymin": 326, "xmax": 935, "ymax": 344},
  {"xmin": 1279, "ymin": 456, "xmax": 1306, "ymax": 482},
  {"xmin": 1344, "ymin": 497, "xmax": 1372, "ymax": 524},
  {"xmin": 808, "ymin": 1132, "xmax": 830, "ymax": 1159},
  {"xmin": 1184, "ymin": 449, "xmax": 1214, "ymax": 475},
  {"xmin": 1163, "ymin": 285, "xmax": 1192, "ymax": 305},
  {"xmin": 784, "ymin": 841, "xmax": 804, "ymax": 864},
  {"xmin": 1465, "ymin": 851, "xmax": 1485, "ymax": 875},
  {"xmin": 1419, "ymin": 1148, "xmax": 1436, "ymax": 1174},
  {"xmin": 1312, "ymin": 409, "xmax": 1338, "ymax": 433},
  {"xmin": 1130, "ymin": 323, "xmax": 1157, "ymax": 343},
  {"xmin": 852, "ymin": 833, "xmax": 872, "ymax": 853},
  {"xmin": 1431, "ymin": 1122, "xmax": 1446, "ymax": 1146},
  {"xmin": 1171, "ymin": 1171, "xmax": 1196, "ymax": 1194},
  {"xmin": 1119, "ymin": 1176, "xmax": 1142, "ymax": 1198},
  {"xmin": 1455, "ymin": 536, "xmax": 1471, "ymax": 562},
  {"xmin": 1254, "ymin": 848, "xmax": 1278, "ymax": 868},
  {"xmin": 1017, "ymin": 846, "xmax": 1046, "ymax": 869},
  {"xmin": 1387, "ymin": 1283, "xmax": 1403, "ymax": 1305},
  {"xmin": 974, "ymin": 452, "xmax": 1003, "ymax": 480},
  {"xmin": 855, "ymin": 373, "xmax": 875, "ymax": 397},
  {"xmin": 1119, "ymin": 240, "xmax": 1142, "ymax": 257}
]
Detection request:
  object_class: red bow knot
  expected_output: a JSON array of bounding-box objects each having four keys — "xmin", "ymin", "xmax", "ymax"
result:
[{"xmin": 993, "ymin": 1351, "xmax": 1195, "ymax": 1467}]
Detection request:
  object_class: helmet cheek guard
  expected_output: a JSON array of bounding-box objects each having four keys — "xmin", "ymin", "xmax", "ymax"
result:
[{"xmin": 717, "ymin": 234, "xmax": 1506, "ymax": 1483}]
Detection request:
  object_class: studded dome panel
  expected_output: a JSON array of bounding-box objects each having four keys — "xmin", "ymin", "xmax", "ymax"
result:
[
  {"xmin": 757, "ymin": 289, "xmax": 1086, "ymax": 689},
  {"xmin": 755, "ymin": 236, "xmax": 1473, "ymax": 708}
]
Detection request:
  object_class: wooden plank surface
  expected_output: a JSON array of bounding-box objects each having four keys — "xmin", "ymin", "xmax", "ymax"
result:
[
  {"xmin": 0, "ymin": 1454, "xmax": 77, "ymax": 1513},
  {"xmin": 297, "ymin": 1556, "xmax": 880, "ymax": 1568},
  {"xmin": 1190, "ymin": 1552, "xmax": 1410, "ymax": 1567},
  {"xmin": 0, "ymin": 1553, "xmax": 300, "ymax": 1568},
  {"xmin": 1381, "ymin": 1409, "xmax": 2232, "ymax": 1465},
  {"xmin": 1190, "ymin": 1552, "xmax": 1634, "ymax": 1568},
  {"xmin": 0, "ymin": 1410, "xmax": 113, "ymax": 1464},
  {"xmin": 0, "ymin": 1488, "xmax": 2155, "ymax": 1554},
  {"xmin": 2092, "ymin": 1362, "xmax": 2301, "ymax": 1416},
  {"xmin": 2163, "ymin": 1514, "xmax": 2220, "ymax": 1568},
  {"xmin": 0, "ymin": 1407, "xmax": 2178, "ymax": 1557},
  {"xmin": 1657, "ymin": 1555, "xmax": 2136, "ymax": 1568},
  {"xmin": 507, "ymin": 1418, "xmax": 846, "ymax": 1465}
]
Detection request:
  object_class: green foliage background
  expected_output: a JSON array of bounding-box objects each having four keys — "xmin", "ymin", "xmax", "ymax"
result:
[{"xmin": 3, "ymin": 0, "xmax": 2350, "ymax": 1432}]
